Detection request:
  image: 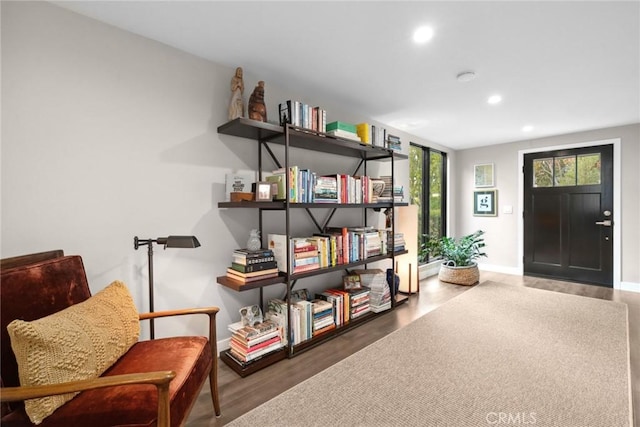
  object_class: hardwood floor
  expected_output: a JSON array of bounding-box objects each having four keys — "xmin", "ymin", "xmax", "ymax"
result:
[{"xmin": 187, "ymin": 272, "xmax": 640, "ymax": 426}]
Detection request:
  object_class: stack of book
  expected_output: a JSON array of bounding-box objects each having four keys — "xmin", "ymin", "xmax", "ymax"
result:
[
  {"xmin": 391, "ymin": 232, "xmax": 406, "ymax": 252},
  {"xmin": 226, "ymin": 248, "xmax": 279, "ymax": 284},
  {"xmin": 311, "ymin": 299, "xmax": 335, "ymax": 335},
  {"xmin": 325, "ymin": 121, "xmax": 361, "ymax": 142},
  {"xmin": 378, "ymin": 176, "xmax": 394, "ymax": 202},
  {"xmin": 313, "ymin": 175, "xmax": 338, "ymax": 203},
  {"xmin": 393, "ymin": 185, "xmax": 404, "ymax": 202},
  {"xmin": 317, "ymin": 289, "xmax": 348, "ymax": 325},
  {"xmin": 371, "ymin": 124, "xmax": 388, "ymax": 148},
  {"xmin": 291, "ymin": 238, "xmax": 320, "ymax": 273},
  {"xmin": 386, "ymin": 134, "xmax": 401, "ymax": 151},
  {"xmin": 347, "ymin": 288, "xmax": 371, "ymax": 319},
  {"xmin": 279, "ymin": 100, "xmax": 327, "ymax": 133},
  {"xmin": 354, "ymin": 269, "xmax": 391, "ymax": 312},
  {"xmin": 228, "ymin": 320, "xmax": 283, "ymax": 364}
]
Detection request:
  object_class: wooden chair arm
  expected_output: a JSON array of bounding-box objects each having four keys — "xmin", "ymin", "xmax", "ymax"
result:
[
  {"xmin": 139, "ymin": 307, "xmax": 219, "ymax": 357},
  {"xmin": 1, "ymin": 371, "xmax": 175, "ymax": 427},
  {"xmin": 138, "ymin": 306, "xmax": 219, "ymax": 321}
]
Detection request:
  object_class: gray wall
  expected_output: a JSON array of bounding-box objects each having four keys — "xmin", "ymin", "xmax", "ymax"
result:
[
  {"xmin": 456, "ymin": 124, "xmax": 640, "ymax": 287},
  {"xmin": 1, "ymin": 1, "xmax": 441, "ymax": 342}
]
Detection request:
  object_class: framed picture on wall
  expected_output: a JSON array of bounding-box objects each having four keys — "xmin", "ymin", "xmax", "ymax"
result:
[
  {"xmin": 473, "ymin": 190, "xmax": 497, "ymax": 216},
  {"xmin": 474, "ymin": 163, "xmax": 495, "ymax": 187}
]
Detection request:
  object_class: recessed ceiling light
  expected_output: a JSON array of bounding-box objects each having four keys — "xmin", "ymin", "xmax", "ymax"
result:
[
  {"xmin": 413, "ymin": 26, "xmax": 434, "ymax": 44},
  {"xmin": 456, "ymin": 71, "xmax": 476, "ymax": 83},
  {"xmin": 522, "ymin": 125, "xmax": 534, "ymax": 132},
  {"xmin": 487, "ymin": 95, "xmax": 502, "ymax": 105}
]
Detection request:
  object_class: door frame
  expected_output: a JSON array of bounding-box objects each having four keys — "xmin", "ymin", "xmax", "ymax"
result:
[{"xmin": 517, "ymin": 138, "xmax": 621, "ymax": 289}]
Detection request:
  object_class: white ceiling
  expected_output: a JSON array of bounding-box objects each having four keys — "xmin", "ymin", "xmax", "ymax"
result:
[{"xmin": 53, "ymin": 1, "xmax": 640, "ymax": 150}]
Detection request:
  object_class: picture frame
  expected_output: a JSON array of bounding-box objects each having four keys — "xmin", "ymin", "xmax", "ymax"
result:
[
  {"xmin": 473, "ymin": 190, "xmax": 497, "ymax": 216},
  {"xmin": 253, "ymin": 181, "xmax": 272, "ymax": 202},
  {"xmin": 343, "ymin": 274, "xmax": 362, "ymax": 290},
  {"xmin": 474, "ymin": 163, "xmax": 495, "ymax": 187}
]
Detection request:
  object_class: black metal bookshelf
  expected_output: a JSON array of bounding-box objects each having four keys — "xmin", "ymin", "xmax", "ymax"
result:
[{"xmin": 216, "ymin": 118, "xmax": 410, "ymax": 376}]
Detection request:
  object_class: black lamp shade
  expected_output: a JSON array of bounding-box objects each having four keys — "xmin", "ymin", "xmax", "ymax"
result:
[{"xmin": 158, "ymin": 235, "xmax": 201, "ymax": 249}]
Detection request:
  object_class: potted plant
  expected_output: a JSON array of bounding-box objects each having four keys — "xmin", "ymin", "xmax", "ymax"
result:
[{"xmin": 420, "ymin": 230, "xmax": 487, "ymax": 286}]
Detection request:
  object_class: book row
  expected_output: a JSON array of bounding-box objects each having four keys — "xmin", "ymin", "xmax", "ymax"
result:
[
  {"xmin": 268, "ymin": 166, "xmax": 382, "ymax": 204},
  {"xmin": 268, "ymin": 228, "xmax": 390, "ymax": 274}
]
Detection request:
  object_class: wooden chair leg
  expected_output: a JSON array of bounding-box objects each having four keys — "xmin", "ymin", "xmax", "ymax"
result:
[
  {"xmin": 209, "ymin": 363, "xmax": 220, "ymax": 416},
  {"xmin": 208, "ymin": 312, "xmax": 221, "ymax": 417}
]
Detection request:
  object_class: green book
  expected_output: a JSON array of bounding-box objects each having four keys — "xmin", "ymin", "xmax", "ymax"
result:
[
  {"xmin": 231, "ymin": 261, "xmax": 278, "ymax": 273},
  {"xmin": 325, "ymin": 121, "xmax": 357, "ymax": 134}
]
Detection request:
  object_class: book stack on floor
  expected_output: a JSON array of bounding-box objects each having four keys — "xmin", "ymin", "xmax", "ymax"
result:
[
  {"xmin": 311, "ymin": 299, "xmax": 335, "ymax": 335},
  {"xmin": 354, "ymin": 269, "xmax": 391, "ymax": 312},
  {"xmin": 228, "ymin": 320, "xmax": 283, "ymax": 364},
  {"xmin": 226, "ymin": 248, "xmax": 279, "ymax": 284}
]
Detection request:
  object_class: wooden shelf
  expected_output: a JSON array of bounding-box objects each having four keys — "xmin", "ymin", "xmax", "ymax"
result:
[
  {"xmin": 290, "ymin": 250, "xmax": 408, "ymax": 280},
  {"xmin": 217, "ymin": 251, "xmax": 409, "ymax": 291},
  {"xmin": 290, "ymin": 308, "xmax": 392, "ymax": 355},
  {"xmin": 218, "ymin": 201, "xmax": 408, "ymax": 210},
  {"xmin": 216, "ymin": 274, "xmax": 286, "ymax": 292},
  {"xmin": 220, "ymin": 347, "xmax": 287, "ymax": 378},
  {"xmin": 218, "ymin": 118, "xmax": 408, "ymax": 161}
]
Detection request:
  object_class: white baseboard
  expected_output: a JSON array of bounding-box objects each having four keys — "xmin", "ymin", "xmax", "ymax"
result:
[
  {"xmin": 477, "ymin": 263, "xmax": 521, "ymax": 276},
  {"xmin": 620, "ymin": 282, "xmax": 640, "ymax": 293},
  {"xmin": 419, "ymin": 262, "xmax": 521, "ymax": 280},
  {"xmin": 419, "ymin": 262, "xmax": 440, "ymax": 280},
  {"xmin": 218, "ymin": 337, "xmax": 231, "ymax": 352}
]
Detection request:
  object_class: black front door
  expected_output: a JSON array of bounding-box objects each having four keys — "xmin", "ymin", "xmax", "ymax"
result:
[{"xmin": 524, "ymin": 145, "xmax": 613, "ymax": 287}]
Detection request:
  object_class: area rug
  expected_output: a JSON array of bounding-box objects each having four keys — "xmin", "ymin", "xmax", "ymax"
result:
[{"xmin": 227, "ymin": 281, "xmax": 632, "ymax": 427}]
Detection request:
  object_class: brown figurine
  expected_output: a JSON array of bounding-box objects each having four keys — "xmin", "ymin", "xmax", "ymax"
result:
[
  {"xmin": 248, "ymin": 81, "xmax": 267, "ymax": 122},
  {"xmin": 228, "ymin": 67, "xmax": 245, "ymax": 120}
]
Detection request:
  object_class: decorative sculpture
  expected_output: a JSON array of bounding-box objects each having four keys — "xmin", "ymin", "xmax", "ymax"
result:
[
  {"xmin": 228, "ymin": 67, "xmax": 244, "ymax": 120},
  {"xmin": 248, "ymin": 81, "xmax": 267, "ymax": 122}
]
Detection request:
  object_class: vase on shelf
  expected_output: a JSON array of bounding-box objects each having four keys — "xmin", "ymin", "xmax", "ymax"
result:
[{"xmin": 247, "ymin": 229, "xmax": 261, "ymax": 251}]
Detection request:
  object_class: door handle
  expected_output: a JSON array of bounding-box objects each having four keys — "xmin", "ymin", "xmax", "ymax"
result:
[{"xmin": 595, "ymin": 220, "xmax": 612, "ymax": 226}]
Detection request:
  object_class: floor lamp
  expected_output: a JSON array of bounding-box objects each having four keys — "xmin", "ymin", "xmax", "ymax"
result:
[{"xmin": 134, "ymin": 235, "xmax": 201, "ymax": 339}]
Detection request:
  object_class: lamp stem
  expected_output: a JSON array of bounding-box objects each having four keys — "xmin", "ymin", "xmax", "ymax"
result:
[{"xmin": 147, "ymin": 242, "xmax": 155, "ymax": 340}]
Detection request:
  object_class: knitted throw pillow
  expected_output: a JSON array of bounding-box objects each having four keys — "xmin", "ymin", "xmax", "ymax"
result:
[{"xmin": 7, "ymin": 280, "xmax": 140, "ymax": 425}]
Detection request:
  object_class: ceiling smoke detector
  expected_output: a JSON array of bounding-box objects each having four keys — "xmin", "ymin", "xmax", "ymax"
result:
[{"xmin": 456, "ymin": 71, "xmax": 476, "ymax": 82}]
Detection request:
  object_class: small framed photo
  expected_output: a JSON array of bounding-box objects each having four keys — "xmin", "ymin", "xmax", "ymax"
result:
[
  {"xmin": 473, "ymin": 190, "xmax": 497, "ymax": 216},
  {"xmin": 253, "ymin": 181, "xmax": 272, "ymax": 202},
  {"xmin": 343, "ymin": 274, "xmax": 362, "ymax": 290},
  {"xmin": 474, "ymin": 163, "xmax": 495, "ymax": 187}
]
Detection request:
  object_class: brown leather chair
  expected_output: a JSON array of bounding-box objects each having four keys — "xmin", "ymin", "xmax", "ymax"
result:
[{"xmin": 1, "ymin": 250, "xmax": 220, "ymax": 426}]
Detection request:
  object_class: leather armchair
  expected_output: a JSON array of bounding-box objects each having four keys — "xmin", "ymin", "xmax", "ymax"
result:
[{"xmin": 1, "ymin": 250, "xmax": 220, "ymax": 426}]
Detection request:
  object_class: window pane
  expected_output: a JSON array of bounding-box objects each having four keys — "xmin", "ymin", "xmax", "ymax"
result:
[
  {"xmin": 554, "ymin": 156, "xmax": 576, "ymax": 186},
  {"xmin": 409, "ymin": 145, "xmax": 423, "ymax": 241},
  {"xmin": 410, "ymin": 144, "xmax": 446, "ymax": 264},
  {"xmin": 533, "ymin": 158, "xmax": 553, "ymax": 187},
  {"xmin": 577, "ymin": 154, "xmax": 601, "ymax": 185},
  {"xmin": 429, "ymin": 151, "xmax": 443, "ymax": 239}
]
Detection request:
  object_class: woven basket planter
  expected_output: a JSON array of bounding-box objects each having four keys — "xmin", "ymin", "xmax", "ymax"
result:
[{"xmin": 438, "ymin": 262, "xmax": 479, "ymax": 286}]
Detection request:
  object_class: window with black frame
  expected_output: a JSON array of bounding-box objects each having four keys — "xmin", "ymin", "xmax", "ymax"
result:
[{"xmin": 410, "ymin": 143, "xmax": 447, "ymax": 263}]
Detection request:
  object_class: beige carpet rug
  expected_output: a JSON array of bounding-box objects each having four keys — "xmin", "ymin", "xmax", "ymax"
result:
[{"xmin": 227, "ymin": 281, "xmax": 632, "ymax": 427}]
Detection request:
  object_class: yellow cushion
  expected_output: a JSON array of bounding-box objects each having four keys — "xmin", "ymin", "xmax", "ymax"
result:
[{"xmin": 7, "ymin": 280, "xmax": 140, "ymax": 425}]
